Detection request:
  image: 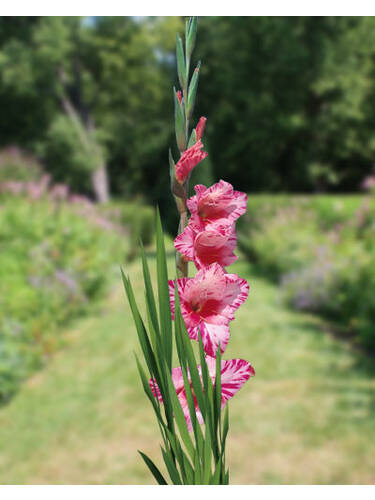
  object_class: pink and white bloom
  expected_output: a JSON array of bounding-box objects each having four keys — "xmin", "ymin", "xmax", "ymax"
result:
[
  {"xmin": 175, "ymin": 140, "xmax": 208, "ymax": 184},
  {"xmin": 175, "ymin": 221, "xmax": 237, "ymax": 269},
  {"xmin": 187, "ymin": 180, "xmax": 247, "ymax": 230},
  {"xmin": 150, "ymin": 357, "xmax": 255, "ymax": 431},
  {"xmin": 169, "ymin": 263, "xmax": 249, "ymax": 357}
]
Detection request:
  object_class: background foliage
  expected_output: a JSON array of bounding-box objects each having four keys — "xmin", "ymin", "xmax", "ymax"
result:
[
  {"xmin": 238, "ymin": 194, "xmax": 375, "ymax": 350},
  {"xmin": 1, "ymin": 17, "xmax": 375, "ymax": 208}
]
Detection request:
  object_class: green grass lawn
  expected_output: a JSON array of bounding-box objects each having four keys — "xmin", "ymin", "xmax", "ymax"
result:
[{"xmin": 0, "ymin": 254, "xmax": 375, "ymax": 484}]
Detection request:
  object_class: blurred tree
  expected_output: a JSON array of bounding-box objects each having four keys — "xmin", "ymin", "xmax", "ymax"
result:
[
  {"xmin": 1, "ymin": 16, "xmax": 375, "ymax": 201},
  {"xmin": 196, "ymin": 16, "xmax": 375, "ymax": 192},
  {"xmin": 0, "ymin": 16, "xmax": 182, "ymax": 202}
]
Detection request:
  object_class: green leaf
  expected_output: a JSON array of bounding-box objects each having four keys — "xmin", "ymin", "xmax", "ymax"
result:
[
  {"xmin": 187, "ymin": 61, "xmax": 200, "ymax": 119},
  {"xmin": 134, "ymin": 354, "xmax": 166, "ymax": 430},
  {"xmin": 155, "ymin": 209, "xmax": 173, "ymax": 370},
  {"xmin": 187, "ymin": 129, "xmax": 196, "ymax": 149},
  {"xmin": 186, "ymin": 17, "xmax": 198, "ymax": 61},
  {"xmin": 175, "ymin": 307, "xmax": 206, "ymax": 418},
  {"xmin": 140, "ymin": 243, "xmax": 160, "ymax": 338},
  {"xmin": 164, "ymin": 365, "xmax": 195, "ymax": 462},
  {"xmin": 169, "ymin": 148, "xmax": 176, "ymax": 191},
  {"xmin": 122, "ymin": 272, "xmax": 169, "ymax": 422},
  {"xmin": 214, "ymin": 346, "xmax": 222, "ymax": 431},
  {"xmin": 210, "ymin": 455, "xmax": 223, "ymax": 485},
  {"xmin": 185, "ymin": 18, "xmax": 190, "ymax": 45},
  {"xmin": 121, "ymin": 270, "xmax": 158, "ymax": 380},
  {"xmin": 161, "ymin": 446, "xmax": 182, "ymax": 484},
  {"xmin": 198, "ymin": 333, "xmax": 218, "ymax": 458},
  {"xmin": 164, "ymin": 426, "xmax": 195, "ymax": 484},
  {"xmin": 224, "ymin": 468, "xmax": 230, "ymax": 485},
  {"xmin": 203, "ymin": 422, "xmax": 212, "ymax": 484},
  {"xmin": 181, "ymin": 451, "xmax": 195, "ymax": 484},
  {"xmin": 176, "ymin": 34, "xmax": 186, "ymax": 90},
  {"xmin": 222, "ymin": 404, "xmax": 229, "ymax": 453},
  {"xmin": 138, "ymin": 451, "xmax": 168, "ymax": 485},
  {"xmin": 174, "ymin": 308, "xmax": 205, "ymax": 466},
  {"xmin": 193, "ymin": 451, "xmax": 201, "ymax": 485}
]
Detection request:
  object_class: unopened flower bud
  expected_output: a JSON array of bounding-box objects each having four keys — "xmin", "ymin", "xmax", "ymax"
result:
[{"xmin": 195, "ymin": 117, "xmax": 207, "ymax": 141}]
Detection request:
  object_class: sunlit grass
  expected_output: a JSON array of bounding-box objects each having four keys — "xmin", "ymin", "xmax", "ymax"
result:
[{"xmin": 0, "ymin": 254, "xmax": 374, "ymax": 484}]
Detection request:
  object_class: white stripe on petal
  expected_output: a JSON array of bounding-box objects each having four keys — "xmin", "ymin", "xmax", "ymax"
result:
[{"xmin": 200, "ymin": 322, "xmax": 230, "ymax": 357}]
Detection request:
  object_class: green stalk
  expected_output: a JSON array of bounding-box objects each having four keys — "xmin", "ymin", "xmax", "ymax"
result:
[{"xmin": 174, "ymin": 16, "xmax": 198, "ymax": 278}]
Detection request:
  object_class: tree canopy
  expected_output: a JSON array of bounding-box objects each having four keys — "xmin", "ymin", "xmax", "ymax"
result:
[{"xmin": 1, "ymin": 16, "xmax": 375, "ymax": 207}]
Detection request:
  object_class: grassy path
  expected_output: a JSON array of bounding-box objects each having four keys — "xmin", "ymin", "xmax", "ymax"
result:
[{"xmin": 0, "ymin": 256, "xmax": 374, "ymax": 484}]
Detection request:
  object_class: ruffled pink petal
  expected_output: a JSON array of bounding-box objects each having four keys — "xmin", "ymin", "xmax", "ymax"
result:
[
  {"xmin": 168, "ymin": 278, "xmax": 189, "ymax": 318},
  {"xmin": 229, "ymin": 189, "xmax": 248, "ymax": 222},
  {"xmin": 196, "ymin": 224, "xmax": 237, "ymax": 269},
  {"xmin": 192, "ymin": 223, "xmax": 237, "ymax": 269},
  {"xmin": 175, "ymin": 140, "xmax": 208, "ymax": 184},
  {"xmin": 186, "ymin": 324, "xmax": 200, "ymax": 341},
  {"xmin": 186, "ymin": 184, "xmax": 205, "ymax": 217},
  {"xmin": 219, "ymin": 358, "xmax": 255, "ymax": 405},
  {"xmin": 172, "ymin": 265, "xmax": 249, "ymax": 357},
  {"xmin": 200, "ymin": 322, "xmax": 230, "ymax": 357},
  {"xmin": 187, "ymin": 180, "xmax": 247, "ymax": 228},
  {"xmin": 183, "ymin": 263, "xmax": 227, "ymax": 305},
  {"xmin": 174, "ymin": 225, "xmax": 195, "ymax": 261},
  {"xmin": 216, "ymin": 274, "xmax": 249, "ymax": 322},
  {"xmin": 224, "ymin": 274, "xmax": 250, "ymax": 312},
  {"xmin": 205, "ymin": 356, "xmax": 255, "ymax": 406}
]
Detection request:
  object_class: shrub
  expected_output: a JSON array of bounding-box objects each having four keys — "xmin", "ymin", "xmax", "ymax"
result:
[
  {"xmin": 238, "ymin": 194, "xmax": 375, "ymax": 351},
  {"xmin": 0, "ymin": 146, "xmax": 43, "ymax": 183},
  {"xmin": 102, "ymin": 200, "xmax": 155, "ymax": 260},
  {"xmin": 0, "ymin": 196, "xmax": 124, "ymax": 403}
]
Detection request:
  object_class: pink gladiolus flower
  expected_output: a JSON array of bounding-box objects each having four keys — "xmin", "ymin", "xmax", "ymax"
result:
[
  {"xmin": 169, "ymin": 263, "xmax": 249, "ymax": 357},
  {"xmin": 175, "ymin": 221, "xmax": 237, "ymax": 269},
  {"xmin": 176, "ymin": 90, "xmax": 182, "ymax": 104},
  {"xmin": 150, "ymin": 357, "xmax": 255, "ymax": 431},
  {"xmin": 175, "ymin": 140, "xmax": 208, "ymax": 184},
  {"xmin": 195, "ymin": 117, "xmax": 207, "ymax": 141},
  {"xmin": 187, "ymin": 180, "xmax": 247, "ymax": 230}
]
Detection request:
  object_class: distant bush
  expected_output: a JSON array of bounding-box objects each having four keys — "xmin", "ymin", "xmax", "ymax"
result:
[
  {"xmin": 0, "ymin": 147, "xmax": 44, "ymax": 184},
  {"xmin": 102, "ymin": 200, "xmax": 155, "ymax": 261},
  {"xmin": 40, "ymin": 114, "xmax": 99, "ymax": 194},
  {"xmin": 0, "ymin": 195, "xmax": 124, "ymax": 403},
  {"xmin": 238, "ymin": 195, "xmax": 375, "ymax": 350}
]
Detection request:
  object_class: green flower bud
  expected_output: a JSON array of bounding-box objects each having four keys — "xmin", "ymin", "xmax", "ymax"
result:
[
  {"xmin": 174, "ymin": 88, "xmax": 186, "ymax": 153},
  {"xmin": 187, "ymin": 62, "xmax": 200, "ymax": 120},
  {"xmin": 186, "ymin": 17, "xmax": 198, "ymax": 61},
  {"xmin": 176, "ymin": 34, "xmax": 186, "ymax": 91}
]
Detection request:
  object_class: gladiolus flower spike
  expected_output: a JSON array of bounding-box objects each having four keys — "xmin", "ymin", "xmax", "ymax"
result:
[{"xmin": 122, "ymin": 16, "xmax": 256, "ymax": 485}]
